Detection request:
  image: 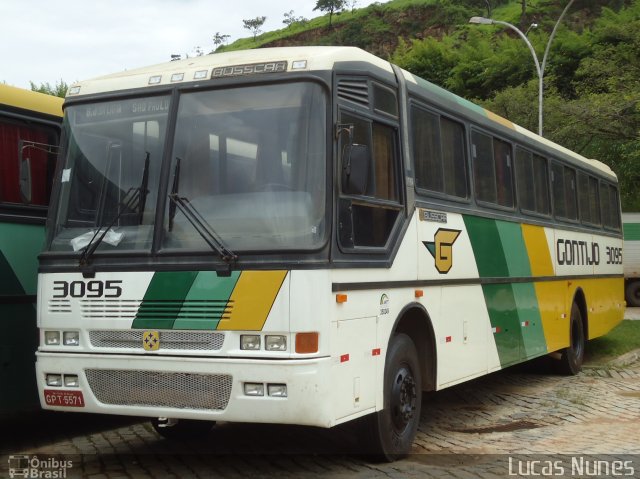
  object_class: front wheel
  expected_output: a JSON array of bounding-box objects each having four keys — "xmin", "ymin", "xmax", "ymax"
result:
[
  {"xmin": 557, "ymin": 303, "xmax": 585, "ymax": 375},
  {"xmin": 361, "ymin": 333, "xmax": 422, "ymax": 461}
]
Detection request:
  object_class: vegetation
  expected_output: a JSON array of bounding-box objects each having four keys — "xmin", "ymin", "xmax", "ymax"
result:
[
  {"xmin": 220, "ymin": 0, "xmax": 639, "ymax": 211},
  {"xmin": 585, "ymin": 320, "xmax": 640, "ymax": 365},
  {"xmin": 29, "ymin": 80, "xmax": 68, "ymax": 98}
]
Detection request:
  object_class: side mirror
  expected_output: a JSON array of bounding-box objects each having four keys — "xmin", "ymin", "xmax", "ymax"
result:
[{"xmin": 342, "ymin": 143, "xmax": 370, "ymax": 196}]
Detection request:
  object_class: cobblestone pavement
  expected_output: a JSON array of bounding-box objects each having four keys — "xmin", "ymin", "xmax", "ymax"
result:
[{"xmin": 2, "ymin": 349, "xmax": 639, "ymax": 478}]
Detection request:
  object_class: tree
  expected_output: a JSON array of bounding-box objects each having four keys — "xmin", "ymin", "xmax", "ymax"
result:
[
  {"xmin": 30, "ymin": 80, "xmax": 68, "ymax": 98},
  {"xmin": 213, "ymin": 32, "xmax": 230, "ymax": 48},
  {"xmin": 243, "ymin": 16, "xmax": 267, "ymax": 40},
  {"xmin": 283, "ymin": 10, "xmax": 307, "ymax": 28},
  {"xmin": 314, "ymin": 0, "xmax": 346, "ymax": 28}
]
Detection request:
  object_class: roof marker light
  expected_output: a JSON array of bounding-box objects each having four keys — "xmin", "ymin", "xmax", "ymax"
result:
[
  {"xmin": 171, "ymin": 73, "xmax": 184, "ymax": 82},
  {"xmin": 68, "ymin": 86, "xmax": 81, "ymax": 95},
  {"xmin": 193, "ymin": 70, "xmax": 208, "ymax": 80},
  {"xmin": 291, "ymin": 60, "xmax": 307, "ymax": 70},
  {"xmin": 148, "ymin": 75, "xmax": 162, "ymax": 85}
]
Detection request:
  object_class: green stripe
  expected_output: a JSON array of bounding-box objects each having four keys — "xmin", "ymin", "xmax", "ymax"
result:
[
  {"xmin": 463, "ymin": 215, "xmax": 510, "ymax": 277},
  {"xmin": 512, "ymin": 283, "xmax": 547, "ymax": 359},
  {"xmin": 0, "ymin": 223, "xmax": 44, "ymax": 295},
  {"xmin": 496, "ymin": 221, "xmax": 531, "ymax": 277},
  {"xmin": 132, "ymin": 271, "xmax": 199, "ymax": 329},
  {"xmin": 465, "ymin": 216, "xmax": 548, "ymax": 365},
  {"xmin": 173, "ymin": 271, "xmax": 240, "ymax": 330},
  {"xmin": 483, "ymin": 284, "xmax": 522, "ymax": 367},
  {"xmin": 623, "ymin": 223, "xmax": 640, "ymax": 241}
]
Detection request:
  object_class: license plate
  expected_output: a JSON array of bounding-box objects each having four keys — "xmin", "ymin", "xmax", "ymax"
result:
[{"xmin": 44, "ymin": 389, "xmax": 85, "ymax": 408}]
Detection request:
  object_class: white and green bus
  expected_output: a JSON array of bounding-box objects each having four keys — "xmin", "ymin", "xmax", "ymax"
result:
[
  {"xmin": 622, "ymin": 213, "xmax": 640, "ymax": 306},
  {"xmin": 0, "ymin": 84, "xmax": 62, "ymax": 413},
  {"xmin": 36, "ymin": 47, "xmax": 623, "ymax": 459}
]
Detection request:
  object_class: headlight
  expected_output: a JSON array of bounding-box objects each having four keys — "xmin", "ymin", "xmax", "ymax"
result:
[
  {"xmin": 44, "ymin": 331, "xmax": 61, "ymax": 346},
  {"xmin": 63, "ymin": 331, "xmax": 80, "ymax": 346},
  {"xmin": 46, "ymin": 374, "xmax": 62, "ymax": 387},
  {"xmin": 64, "ymin": 375, "xmax": 79, "ymax": 387},
  {"xmin": 265, "ymin": 335, "xmax": 287, "ymax": 351},
  {"xmin": 240, "ymin": 335, "xmax": 260, "ymax": 350},
  {"xmin": 267, "ymin": 384, "xmax": 287, "ymax": 398},
  {"xmin": 243, "ymin": 383, "xmax": 264, "ymax": 396}
]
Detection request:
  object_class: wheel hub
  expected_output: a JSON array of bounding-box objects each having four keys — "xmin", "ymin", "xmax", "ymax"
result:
[{"xmin": 391, "ymin": 366, "xmax": 417, "ymax": 431}]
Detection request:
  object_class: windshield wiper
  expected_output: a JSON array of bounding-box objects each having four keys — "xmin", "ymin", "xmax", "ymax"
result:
[
  {"xmin": 168, "ymin": 193, "xmax": 237, "ymax": 264},
  {"xmin": 78, "ymin": 152, "xmax": 151, "ymax": 266}
]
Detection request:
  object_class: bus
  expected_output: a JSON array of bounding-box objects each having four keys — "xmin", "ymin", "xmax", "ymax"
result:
[
  {"xmin": 0, "ymin": 84, "xmax": 62, "ymax": 413},
  {"xmin": 622, "ymin": 213, "xmax": 640, "ymax": 306},
  {"xmin": 35, "ymin": 46, "xmax": 624, "ymax": 459}
]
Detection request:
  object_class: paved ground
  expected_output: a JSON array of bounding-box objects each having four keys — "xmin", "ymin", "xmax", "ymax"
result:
[
  {"xmin": 2, "ymin": 319, "xmax": 639, "ymax": 478},
  {"xmin": 626, "ymin": 307, "xmax": 640, "ymax": 320}
]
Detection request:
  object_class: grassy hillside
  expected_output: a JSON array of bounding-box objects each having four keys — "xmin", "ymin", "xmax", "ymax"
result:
[{"xmin": 219, "ymin": 0, "xmax": 639, "ymax": 210}]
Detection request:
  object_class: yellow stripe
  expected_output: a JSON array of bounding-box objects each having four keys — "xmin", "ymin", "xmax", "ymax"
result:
[
  {"xmin": 0, "ymin": 84, "xmax": 63, "ymax": 118},
  {"xmin": 522, "ymin": 224, "xmax": 554, "ymax": 276},
  {"xmin": 486, "ymin": 110, "xmax": 514, "ymax": 130},
  {"xmin": 216, "ymin": 271, "xmax": 287, "ymax": 331}
]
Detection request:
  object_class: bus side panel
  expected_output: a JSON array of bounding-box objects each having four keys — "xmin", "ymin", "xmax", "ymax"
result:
[{"xmin": 0, "ymin": 222, "xmax": 45, "ymax": 412}]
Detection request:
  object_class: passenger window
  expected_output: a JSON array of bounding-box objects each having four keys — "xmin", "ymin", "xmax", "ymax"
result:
[
  {"xmin": 552, "ymin": 163, "xmax": 577, "ymax": 221},
  {"xmin": 412, "ymin": 106, "xmax": 467, "ymax": 199},
  {"xmin": 517, "ymin": 148, "xmax": 549, "ymax": 215},
  {"xmin": 0, "ymin": 117, "xmax": 58, "ymax": 207},
  {"xmin": 472, "ymin": 131, "xmax": 513, "ymax": 208}
]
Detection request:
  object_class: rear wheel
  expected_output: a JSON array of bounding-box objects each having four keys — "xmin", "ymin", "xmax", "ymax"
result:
[
  {"xmin": 361, "ymin": 333, "xmax": 422, "ymax": 461},
  {"xmin": 151, "ymin": 417, "xmax": 215, "ymax": 440},
  {"xmin": 557, "ymin": 303, "xmax": 585, "ymax": 375},
  {"xmin": 625, "ymin": 281, "xmax": 640, "ymax": 307}
]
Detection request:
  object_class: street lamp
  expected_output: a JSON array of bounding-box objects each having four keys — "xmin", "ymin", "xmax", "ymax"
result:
[{"xmin": 469, "ymin": 0, "xmax": 575, "ymax": 137}]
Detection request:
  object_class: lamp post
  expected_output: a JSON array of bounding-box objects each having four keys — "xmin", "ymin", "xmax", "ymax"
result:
[{"xmin": 469, "ymin": 0, "xmax": 575, "ymax": 137}]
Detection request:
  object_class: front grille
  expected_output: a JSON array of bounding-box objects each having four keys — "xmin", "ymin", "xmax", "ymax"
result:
[
  {"xmin": 80, "ymin": 299, "xmax": 141, "ymax": 319},
  {"xmin": 89, "ymin": 330, "xmax": 225, "ymax": 351},
  {"xmin": 85, "ymin": 369, "xmax": 232, "ymax": 410},
  {"xmin": 48, "ymin": 299, "xmax": 71, "ymax": 313}
]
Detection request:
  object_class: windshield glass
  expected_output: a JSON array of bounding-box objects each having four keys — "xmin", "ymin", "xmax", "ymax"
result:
[
  {"xmin": 49, "ymin": 95, "xmax": 169, "ymax": 252},
  {"xmin": 48, "ymin": 82, "xmax": 327, "ymax": 256},
  {"xmin": 163, "ymin": 82, "xmax": 327, "ymax": 252}
]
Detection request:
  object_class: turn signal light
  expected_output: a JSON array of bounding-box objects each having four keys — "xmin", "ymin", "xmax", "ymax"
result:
[{"xmin": 295, "ymin": 332, "xmax": 319, "ymax": 354}]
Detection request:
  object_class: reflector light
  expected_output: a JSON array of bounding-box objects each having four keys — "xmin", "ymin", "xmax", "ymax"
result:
[
  {"xmin": 336, "ymin": 294, "xmax": 348, "ymax": 303},
  {"xmin": 295, "ymin": 332, "xmax": 319, "ymax": 354}
]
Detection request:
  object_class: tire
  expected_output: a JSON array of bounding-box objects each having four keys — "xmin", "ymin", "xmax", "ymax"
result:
[
  {"xmin": 361, "ymin": 333, "xmax": 422, "ymax": 461},
  {"xmin": 557, "ymin": 303, "xmax": 585, "ymax": 375},
  {"xmin": 151, "ymin": 417, "xmax": 215, "ymax": 440},
  {"xmin": 625, "ymin": 281, "xmax": 640, "ymax": 307}
]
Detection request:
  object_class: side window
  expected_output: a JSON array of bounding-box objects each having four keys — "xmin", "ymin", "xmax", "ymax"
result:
[
  {"xmin": 338, "ymin": 109, "xmax": 402, "ymax": 249},
  {"xmin": 411, "ymin": 105, "xmax": 467, "ymax": 199},
  {"xmin": 601, "ymin": 182, "xmax": 621, "ymax": 230},
  {"xmin": 552, "ymin": 162, "xmax": 577, "ymax": 221},
  {"xmin": 0, "ymin": 117, "xmax": 59, "ymax": 208},
  {"xmin": 578, "ymin": 172, "xmax": 601, "ymax": 226},
  {"xmin": 472, "ymin": 131, "xmax": 513, "ymax": 208},
  {"xmin": 518, "ymin": 149, "xmax": 551, "ymax": 216}
]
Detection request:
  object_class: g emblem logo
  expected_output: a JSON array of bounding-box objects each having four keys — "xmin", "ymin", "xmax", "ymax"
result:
[
  {"xmin": 142, "ymin": 331, "xmax": 160, "ymax": 351},
  {"xmin": 424, "ymin": 228, "xmax": 461, "ymax": 274}
]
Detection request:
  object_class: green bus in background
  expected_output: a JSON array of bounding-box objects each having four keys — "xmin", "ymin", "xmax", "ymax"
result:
[
  {"xmin": 623, "ymin": 213, "xmax": 640, "ymax": 307},
  {"xmin": 0, "ymin": 84, "xmax": 62, "ymax": 413}
]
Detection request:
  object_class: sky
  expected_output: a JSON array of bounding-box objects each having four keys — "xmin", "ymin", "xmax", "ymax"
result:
[{"xmin": 1, "ymin": 0, "xmax": 380, "ymax": 90}]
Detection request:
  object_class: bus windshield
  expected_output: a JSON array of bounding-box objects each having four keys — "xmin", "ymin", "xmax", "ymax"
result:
[{"xmin": 49, "ymin": 82, "xmax": 327, "ymax": 254}]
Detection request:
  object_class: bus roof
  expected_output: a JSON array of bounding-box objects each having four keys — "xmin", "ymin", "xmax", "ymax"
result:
[
  {"xmin": 66, "ymin": 45, "xmax": 614, "ymax": 179},
  {"xmin": 0, "ymin": 84, "xmax": 63, "ymax": 118}
]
